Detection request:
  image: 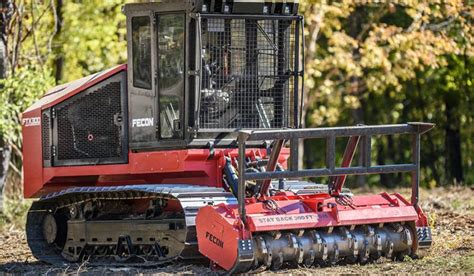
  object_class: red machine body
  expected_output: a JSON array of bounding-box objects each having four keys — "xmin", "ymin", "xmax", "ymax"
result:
[
  {"xmin": 22, "ymin": 64, "xmax": 288, "ymax": 198},
  {"xmin": 21, "ymin": 1, "xmax": 433, "ymax": 272}
]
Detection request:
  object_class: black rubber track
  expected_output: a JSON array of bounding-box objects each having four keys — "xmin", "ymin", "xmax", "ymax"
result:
[{"xmin": 26, "ymin": 185, "xmax": 236, "ymax": 266}]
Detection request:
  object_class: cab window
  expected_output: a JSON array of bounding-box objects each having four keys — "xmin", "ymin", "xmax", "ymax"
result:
[
  {"xmin": 132, "ymin": 16, "xmax": 152, "ymax": 90},
  {"xmin": 157, "ymin": 14, "xmax": 185, "ymax": 139}
]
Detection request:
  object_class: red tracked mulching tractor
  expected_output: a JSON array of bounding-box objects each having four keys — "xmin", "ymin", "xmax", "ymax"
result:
[{"xmin": 22, "ymin": 0, "xmax": 433, "ymax": 273}]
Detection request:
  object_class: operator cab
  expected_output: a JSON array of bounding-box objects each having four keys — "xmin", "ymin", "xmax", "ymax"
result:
[{"xmin": 124, "ymin": 0, "xmax": 303, "ymax": 151}]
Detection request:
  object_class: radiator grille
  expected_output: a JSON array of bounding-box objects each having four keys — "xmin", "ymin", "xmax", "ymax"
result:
[
  {"xmin": 42, "ymin": 112, "xmax": 51, "ymax": 161},
  {"xmin": 55, "ymin": 81, "xmax": 123, "ymax": 161},
  {"xmin": 200, "ymin": 17, "xmax": 297, "ymax": 129}
]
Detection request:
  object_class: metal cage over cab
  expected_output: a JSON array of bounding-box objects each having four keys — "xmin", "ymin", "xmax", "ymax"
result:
[{"xmin": 124, "ymin": 0, "xmax": 304, "ymax": 151}]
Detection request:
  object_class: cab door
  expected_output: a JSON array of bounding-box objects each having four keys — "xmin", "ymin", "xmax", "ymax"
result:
[
  {"xmin": 128, "ymin": 13, "xmax": 157, "ymax": 149},
  {"xmin": 155, "ymin": 13, "xmax": 186, "ymax": 144}
]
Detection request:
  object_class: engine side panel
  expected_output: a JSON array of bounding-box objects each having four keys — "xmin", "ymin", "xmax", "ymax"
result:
[{"xmin": 23, "ymin": 66, "xmax": 128, "ymax": 198}]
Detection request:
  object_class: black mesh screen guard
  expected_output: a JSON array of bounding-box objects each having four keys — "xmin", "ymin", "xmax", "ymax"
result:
[
  {"xmin": 199, "ymin": 16, "xmax": 299, "ymax": 129},
  {"xmin": 53, "ymin": 72, "xmax": 127, "ymax": 165}
]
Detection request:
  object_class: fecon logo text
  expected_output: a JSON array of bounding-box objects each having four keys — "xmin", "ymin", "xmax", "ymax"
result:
[
  {"xmin": 132, "ymin": 118, "xmax": 154, "ymax": 128},
  {"xmin": 205, "ymin": 232, "xmax": 224, "ymax": 248}
]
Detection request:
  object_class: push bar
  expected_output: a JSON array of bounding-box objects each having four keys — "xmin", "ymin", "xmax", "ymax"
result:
[{"xmin": 237, "ymin": 122, "xmax": 434, "ymax": 224}]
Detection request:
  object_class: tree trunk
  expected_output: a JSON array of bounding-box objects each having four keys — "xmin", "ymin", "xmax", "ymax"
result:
[
  {"xmin": 0, "ymin": 0, "xmax": 13, "ymax": 212},
  {"xmin": 348, "ymin": 7, "xmax": 367, "ymax": 188},
  {"xmin": 53, "ymin": 0, "xmax": 64, "ymax": 83},
  {"xmin": 444, "ymin": 93, "xmax": 464, "ymax": 184},
  {"xmin": 414, "ymin": 75, "xmax": 441, "ymax": 184},
  {"xmin": 300, "ymin": 5, "xmax": 321, "ymax": 170}
]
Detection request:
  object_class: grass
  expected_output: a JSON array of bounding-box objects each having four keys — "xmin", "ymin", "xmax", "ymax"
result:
[{"xmin": 0, "ymin": 199, "xmax": 31, "ymax": 229}]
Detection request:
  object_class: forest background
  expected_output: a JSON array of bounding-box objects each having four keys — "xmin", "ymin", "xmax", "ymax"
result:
[{"xmin": 0, "ymin": 0, "xmax": 472, "ymax": 210}]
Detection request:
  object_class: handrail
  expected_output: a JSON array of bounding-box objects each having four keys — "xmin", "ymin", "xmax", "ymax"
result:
[
  {"xmin": 193, "ymin": 13, "xmax": 203, "ymax": 133},
  {"xmin": 236, "ymin": 122, "xmax": 434, "ymax": 224}
]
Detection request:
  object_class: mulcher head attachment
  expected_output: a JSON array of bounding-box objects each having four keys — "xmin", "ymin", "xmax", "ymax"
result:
[
  {"xmin": 196, "ymin": 123, "xmax": 434, "ymax": 272},
  {"xmin": 196, "ymin": 191, "xmax": 422, "ymax": 272}
]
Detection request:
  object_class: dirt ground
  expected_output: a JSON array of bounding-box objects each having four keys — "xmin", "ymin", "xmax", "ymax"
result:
[{"xmin": 0, "ymin": 187, "xmax": 472, "ymax": 275}]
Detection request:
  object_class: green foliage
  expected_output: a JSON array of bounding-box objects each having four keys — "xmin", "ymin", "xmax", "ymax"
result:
[
  {"xmin": 0, "ymin": 65, "xmax": 54, "ymax": 146},
  {"xmin": 6, "ymin": 0, "xmax": 127, "ymax": 83},
  {"xmin": 58, "ymin": 0, "xmax": 127, "ymax": 82},
  {"xmin": 301, "ymin": 0, "xmax": 473, "ymax": 187}
]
